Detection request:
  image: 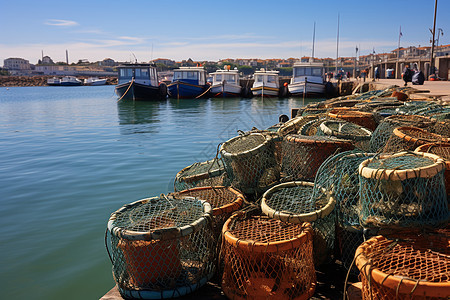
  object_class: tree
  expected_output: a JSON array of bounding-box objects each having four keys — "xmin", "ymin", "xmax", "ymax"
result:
[
  {"xmin": 277, "ymin": 67, "xmax": 293, "ymax": 76},
  {"xmin": 238, "ymin": 65, "xmax": 254, "ymax": 76}
]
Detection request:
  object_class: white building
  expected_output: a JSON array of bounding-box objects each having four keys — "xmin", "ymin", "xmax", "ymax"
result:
[{"xmin": 3, "ymin": 58, "xmax": 32, "ymax": 74}]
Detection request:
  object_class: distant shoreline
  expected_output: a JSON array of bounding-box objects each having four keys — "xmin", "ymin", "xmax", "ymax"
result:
[{"xmin": 0, "ymin": 75, "xmax": 118, "ymax": 87}]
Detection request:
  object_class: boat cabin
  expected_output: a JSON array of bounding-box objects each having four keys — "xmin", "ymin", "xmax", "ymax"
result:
[
  {"xmin": 253, "ymin": 70, "xmax": 279, "ymax": 88},
  {"xmin": 118, "ymin": 64, "xmax": 158, "ymax": 87},
  {"xmin": 172, "ymin": 67, "xmax": 207, "ymax": 86},
  {"xmin": 210, "ymin": 68, "xmax": 239, "ymax": 85},
  {"xmin": 291, "ymin": 62, "xmax": 325, "ymax": 84}
]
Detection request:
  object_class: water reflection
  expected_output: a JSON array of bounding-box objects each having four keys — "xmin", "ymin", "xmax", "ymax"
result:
[
  {"xmin": 117, "ymin": 100, "xmax": 161, "ymax": 134},
  {"xmin": 166, "ymin": 98, "xmax": 207, "ymax": 112}
]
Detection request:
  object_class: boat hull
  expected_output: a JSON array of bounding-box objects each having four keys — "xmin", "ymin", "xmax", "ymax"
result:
[
  {"xmin": 115, "ymin": 81, "xmax": 164, "ymax": 101},
  {"xmin": 167, "ymin": 81, "xmax": 209, "ymax": 99},
  {"xmin": 288, "ymin": 81, "xmax": 325, "ymax": 96},
  {"xmin": 60, "ymin": 82, "xmax": 82, "ymax": 86},
  {"xmin": 251, "ymin": 86, "xmax": 279, "ymax": 97},
  {"xmin": 210, "ymin": 83, "xmax": 242, "ymax": 97},
  {"xmin": 85, "ymin": 79, "xmax": 107, "ymax": 86}
]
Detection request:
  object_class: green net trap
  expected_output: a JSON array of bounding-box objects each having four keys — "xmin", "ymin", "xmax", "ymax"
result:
[
  {"xmin": 174, "ymin": 158, "xmax": 230, "ymax": 192},
  {"xmin": 106, "ymin": 196, "xmax": 216, "ymax": 299},
  {"xmin": 369, "ymin": 115, "xmax": 434, "ymax": 152},
  {"xmin": 277, "ymin": 115, "xmax": 322, "ymax": 137},
  {"xmin": 261, "ymin": 181, "xmax": 336, "ymax": 266},
  {"xmin": 281, "ymin": 134, "xmax": 354, "ymax": 182},
  {"xmin": 221, "ymin": 214, "xmax": 316, "ymax": 300},
  {"xmin": 318, "ymin": 120, "xmax": 372, "ymax": 152},
  {"xmin": 383, "ymin": 126, "xmax": 448, "ymax": 153},
  {"xmin": 298, "ymin": 117, "xmax": 327, "ymax": 136},
  {"xmin": 220, "ymin": 132, "xmax": 279, "ymax": 194},
  {"xmin": 358, "ymin": 152, "xmax": 449, "ymax": 230}
]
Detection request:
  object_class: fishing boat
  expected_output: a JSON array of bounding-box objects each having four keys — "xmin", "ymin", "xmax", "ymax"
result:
[
  {"xmin": 47, "ymin": 77, "xmax": 61, "ymax": 86},
  {"xmin": 60, "ymin": 76, "xmax": 83, "ymax": 86},
  {"xmin": 288, "ymin": 61, "xmax": 326, "ymax": 96},
  {"xmin": 167, "ymin": 67, "xmax": 209, "ymax": 99},
  {"xmin": 251, "ymin": 69, "xmax": 280, "ymax": 97},
  {"xmin": 84, "ymin": 77, "xmax": 107, "ymax": 86},
  {"xmin": 209, "ymin": 67, "xmax": 242, "ymax": 97},
  {"xmin": 115, "ymin": 63, "xmax": 167, "ymax": 101}
]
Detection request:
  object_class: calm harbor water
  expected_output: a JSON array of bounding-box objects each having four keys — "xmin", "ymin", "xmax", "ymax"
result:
[{"xmin": 0, "ymin": 86, "xmax": 320, "ymax": 299}]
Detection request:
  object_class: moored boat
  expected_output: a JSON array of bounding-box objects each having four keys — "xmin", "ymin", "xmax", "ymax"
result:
[
  {"xmin": 288, "ymin": 62, "xmax": 326, "ymax": 97},
  {"xmin": 167, "ymin": 67, "xmax": 209, "ymax": 99},
  {"xmin": 115, "ymin": 63, "xmax": 167, "ymax": 101},
  {"xmin": 47, "ymin": 77, "xmax": 61, "ymax": 86},
  {"xmin": 251, "ymin": 69, "xmax": 280, "ymax": 97},
  {"xmin": 60, "ymin": 76, "xmax": 83, "ymax": 86},
  {"xmin": 84, "ymin": 77, "xmax": 107, "ymax": 86},
  {"xmin": 209, "ymin": 67, "xmax": 242, "ymax": 97}
]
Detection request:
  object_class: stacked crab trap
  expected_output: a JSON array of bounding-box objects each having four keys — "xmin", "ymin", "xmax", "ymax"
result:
[{"xmin": 106, "ymin": 196, "xmax": 216, "ymax": 299}]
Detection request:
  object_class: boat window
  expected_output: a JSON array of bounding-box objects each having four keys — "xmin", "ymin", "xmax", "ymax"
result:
[
  {"xmin": 224, "ymin": 74, "xmax": 236, "ymax": 82},
  {"xmin": 120, "ymin": 68, "xmax": 133, "ymax": 78},
  {"xmin": 138, "ymin": 68, "xmax": 150, "ymax": 79},
  {"xmin": 255, "ymin": 75, "xmax": 262, "ymax": 82},
  {"xmin": 215, "ymin": 74, "xmax": 222, "ymax": 81},
  {"xmin": 267, "ymin": 75, "xmax": 276, "ymax": 83},
  {"xmin": 294, "ymin": 68, "xmax": 305, "ymax": 76},
  {"xmin": 304, "ymin": 68, "xmax": 312, "ymax": 76},
  {"xmin": 134, "ymin": 69, "xmax": 141, "ymax": 78},
  {"xmin": 187, "ymin": 72, "xmax": 198, "ymax": 79},
  {"xmin": 173, "ymin": 71, "xmax": 182, "ymax": 80},
  {"xmin": 312, "ymin": 68, "xmax": 322, "ymax": 76}
]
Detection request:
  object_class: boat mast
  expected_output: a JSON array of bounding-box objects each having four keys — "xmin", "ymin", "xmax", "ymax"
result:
[
  {"xmin": 311, "ymin": 21, "xmax": 316, "ymax": 61},
  {"xmin": 335, "ymin": 13, "xmax": 340, "ymax": 76}
]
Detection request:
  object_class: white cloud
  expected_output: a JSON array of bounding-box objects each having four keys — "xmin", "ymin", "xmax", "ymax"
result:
[{"xmin": 45, "ymin": 19, "xmax": 79, "ymax": 27}]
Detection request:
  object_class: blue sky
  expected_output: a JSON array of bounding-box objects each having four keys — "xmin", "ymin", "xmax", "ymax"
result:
[{"xmin": 1, "ymin": 0, "xmax": 449, "ymax": 64}]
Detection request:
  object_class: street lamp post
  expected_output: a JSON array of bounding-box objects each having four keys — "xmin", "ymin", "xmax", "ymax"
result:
[{"xmin": 430, "ymin": 0, "xmax": 438, "ymax": 77}]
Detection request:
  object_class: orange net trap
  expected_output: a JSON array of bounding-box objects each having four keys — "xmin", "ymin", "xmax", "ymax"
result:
[
  {"xmin": 355, "ymin": 232, "xmax": 450, "ymax": 300},
  {"xmin": 221, "ymin": 214, "xmax": 316, "ymax": 300}
]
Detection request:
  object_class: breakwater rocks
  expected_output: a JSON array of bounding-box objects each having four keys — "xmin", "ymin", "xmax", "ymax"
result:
[{"xmin": 0, "ymin": 76, "xmax": 118, "ymax": 87}]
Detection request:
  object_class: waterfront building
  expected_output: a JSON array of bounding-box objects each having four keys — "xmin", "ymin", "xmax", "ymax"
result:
[{"xmin": 3, "ymin": 58, "xmax": 32, "ymax": 75}]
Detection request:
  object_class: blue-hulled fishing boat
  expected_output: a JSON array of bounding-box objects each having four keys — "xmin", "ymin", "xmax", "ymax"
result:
[
  {"xmin": 115, "ymin": 63, "xmax": 167, "ymax": 101},
  {"xmin": 167, "ymin": 67, "xmax": 209, "ymax": 99}
]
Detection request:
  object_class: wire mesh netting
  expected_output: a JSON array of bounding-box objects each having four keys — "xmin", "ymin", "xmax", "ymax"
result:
[
  {"xmin": 174, "ymin": 158, "xmax": 230, "ymax": 192},
  {"xmin": 430, "ymin": 120, "xmax": 450, "ymax": 138},
  {"xmin": 170, "ymin": 186, "xmax": 244, "ymax": 238},
  {"xmin": 298, "ymin": 117, "xmax": 327, "ymax": 136},
  {"xmin": 369, "ymin": 115, "xmax": 435, "ymax": 153},
  {"xmin": 107, "ymin": 196, "xmax": 216, "ymax": 299},
  {"xmin": 221, "ymin": 214, "xmax": 316, "ymax": 300},
  {"xmin": 355, "ymin": 233, "xmax": 450, "ymax": 300},
  {"xmin": 383, "ymin": 126, "xmax": 448, "ymax": 153},
  {"xmin": 281, "ymin": 134, "xmax": 354, "ymax": 182},
  {"xmin": 328, "ymin": 109, "xmax": 378, "ymax": 131},
  {"xmin": 261, "ymin": 181, "xmax": 336, "ymax": 266},
  {"xmin": 277, "ymin": 115, "xmax": 323, "ymax": 137},
  {"xmin": 220, "ymin": 132, "xmax": 279, "ymax": 194},
  {"xmin": 318, "ymin": 120, "xmax": 372, "ymax": 151},
  {"xmin": 358, "ymin": 152, "xmax": 449, "ymax": 230}
]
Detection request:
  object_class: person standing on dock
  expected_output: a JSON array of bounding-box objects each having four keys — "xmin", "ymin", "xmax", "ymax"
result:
[{"xmin": 402, "ymin": 65, "xmax": 413, "ymax": 87}]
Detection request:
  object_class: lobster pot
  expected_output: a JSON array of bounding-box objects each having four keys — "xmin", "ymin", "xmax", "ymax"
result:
[
  {"xmin": 328, "ymin": 109, "xmax": 378, "ymax": 131},
  {"xmin": 171, "ymin": 186, "xmax": 245, "ymax": 238},
  {"xmin": 261, "ymin": 181, "xmax": 336, "ymax": 266},
  {"xmin": 107, "ymin": 196, "xmax": 215, "ymax": 299},
  {"xmin": 358, "ymin": 152, "xmax": 448, "ymax": 229},
  {"xmin": 301, "ymin": 107, "xmax": 330, "ymax": 116},
  {"xmin": 174, "ymin": 159, "xmax": 229, "ymax": 192},
  {"xmin": 298, "ymin": 117, "xmax": 327, "ymax": 136},
  {"xmin": 281, "ymin": 135, "xmax": 354, "ymax": 182},
  {"xmin": 416, "ymin": 143, "xmax": 450, "ymax": 205},
  {"xmin": 355, "ymin": 233, "xmax": 450, "ymax": 300},
  {"xmin": 369, "ymin": 115, "xmax": 434, "ymax": 152},
  {"xmin": 431, "ymin": 120, "xmax": 450, "ymax": 138},
  {"xmin": 277, "ymin": 115, "xmax": 321, "ymax": 136},
  {"xmin": 383, "ymin": 126, "xmax": 448, "ymax": 153},
  {"xmin": 221, "ymin": 214, "xmax": 316, "ymax": 300},
  {"xmin": 220, "ymin": 133, "xmax": 279, "ymax": 194},
  {"xmin": 336, "ymin": 225, "xmax": 364, "ymax": 276},
  {"xmin": 318, "ymin": 120, "xmax": 372, "ymax": 151}
]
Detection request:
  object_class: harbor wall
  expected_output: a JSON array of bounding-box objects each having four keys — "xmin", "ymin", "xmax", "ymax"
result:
[{"xmin": 0, "ymin": 76, "xmax": 117, "ymax": 87}]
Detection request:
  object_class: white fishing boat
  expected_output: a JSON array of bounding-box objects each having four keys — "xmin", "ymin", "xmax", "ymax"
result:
[
  {"xmin": 60, "ymin": 76, "xmax": 83, "ymax": 86},
  {"xmin": 209, "ymin": 67, "xmax": 242, "ymax": 97},
  {"xmin": 288, "ymin": 61, "xmax": 325, "ymax": 96},
  {"xmin": 47, "ymin": 77, "xmax": 61, "ymax": 86},
  {"xmin": 251, "ymin": 69, "xmax": 280, "ymax": 97},
  {"xmin": 84, "ymin": 77, "xmax": 107, "ymax": 86}
]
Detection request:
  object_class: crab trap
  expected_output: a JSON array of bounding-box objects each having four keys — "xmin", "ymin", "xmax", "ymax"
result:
[
  {"xmin": 383, "ymin": 126, "xmax": 448, "ymax": 153},
  {"xmin": 317, "ymin": 120, "xmax": 372, "ymax": 151},
  {"xmin": 221, "ymin": 214, "xmax": 316, "ymax": 300},
  {"xmin": 220, "ymin": 132, "xmax": 279, "ymax": 194},
  {"xmin": 261, "ymin": 181, "xmax": 336, "ymax": 266},
  {"xmin": 106, "ymin": 196, "xmax": 216, "ymax": 299},
  {"xmin": 281, "ymin": 134, "xmax": 354, "ymax": 182},
  {"xmin": 358, "ymin": 151, "xmax": 449, "ymax": 229},
  {"xmin": 369, "ymin": 115, "xmax": 434, "ymax": 153},
  {"xmin": 174, "ymin": 158, "xmax": 230, "ymax": 192},
  {"xmin": 355, "ymin": 232, "xmax": 450, "ymax": 300},
  {"xmin": 328, "ymin": 109, "xmax": 378, "ymax": 131}
]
